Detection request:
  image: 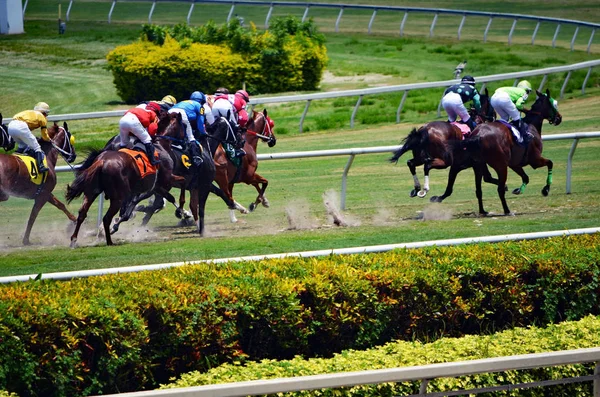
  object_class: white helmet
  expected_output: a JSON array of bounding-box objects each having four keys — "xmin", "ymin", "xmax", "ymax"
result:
[{"xmin": 34, "ymin": 102, "xmax": 50, "ymax": 115}]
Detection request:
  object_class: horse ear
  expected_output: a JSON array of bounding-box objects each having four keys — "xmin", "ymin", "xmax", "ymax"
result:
[
  {"xmin": 0, "ymin": 113, "xmax": 3, "ymax": 124},
  {"xmin": 54, "ymin": 121, "xmax": 58, "ymax": 127},
  {"xmin": 63, "ymin": 121, "xmax": 68, "ymax": 130},
  {"xmin": 263, "ymin": 108, "xmax": 268, "ymax": 118},
  {"xmin": 484, "ymin": 88, "xmax": 489, "ymax": 96},
  {"xmin": 536, "ymin": 89, "xmax": 542, "ymax": 98},
  {"xmin": 546, "ymin": 88, "xmax": 551, "ymax": 97}
]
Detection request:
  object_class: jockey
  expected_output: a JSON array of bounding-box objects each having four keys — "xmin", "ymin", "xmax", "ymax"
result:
[
  {"xmin": 441, "ymin": 75, "xmax": 481, "ymax": 131},
  {"xmin": 8, "ymin": 102, "xmax": 52, "ymax": 173},
  {"xmin": 170, "ymin": 91, "xmax": 207, "ymax": 167},
  {"xmin": 491, "ymin": 80, "xmax": 534, "ymax": 144},
  {"xmin": 119, "ymin": 101, "xmax": 161, "ymax": 165},
  {"xmin": 211, "ymin": 89, "xmax": 249, "ymax": 157},
  {"xmin": 138, "ymin": 94, "xmax": 177, "ymax": 112}
]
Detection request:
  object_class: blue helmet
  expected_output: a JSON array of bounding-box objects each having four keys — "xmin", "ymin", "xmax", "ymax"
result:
[{"xmin": 190, "ymin": 91, "xmax": 206, "ymax": 104}]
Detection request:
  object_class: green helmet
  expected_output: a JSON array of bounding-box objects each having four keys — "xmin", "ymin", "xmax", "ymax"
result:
[{"xmin": 517, "ymin": 80, "xmax": 532, "ymax": 91}]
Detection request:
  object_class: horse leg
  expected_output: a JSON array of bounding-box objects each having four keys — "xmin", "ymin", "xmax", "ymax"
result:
[
  {"xmin": 70, "ymin": 193, "xmax": 98, "ymax": 248},
  {"xmin": 227, "ymin": 182, "xmax": 248, "ymax": 223},
  {"xmin": 22, "ymin": 195, "xmax": 48, "ymax": 246},
  {"xmin": 407, "ymin": 158, "xmax": 423, "ymax": 197},
  {"xmin": 530, "ymin": 157, "xmax": 554, "ymax": 197},
  {"xmin": 195, "ymin": 186, "xmax": 211, "ymax": 236},
  {"xmin": 489, "ymin": 164, "xmax": 511, "ymax": 215},
  {"xmin": 47, "ymin": 193, "xmax": 77, "ymax": 223},
  {"xmin": 430, "ymin": 165, "xmax": 461, "ymax": 203},
  {"xmin": 111, "ymin": 191, "xmax": 152, "ymax": 234},
  {"xmin": 473, "ymin": 165, "xmax": 488, "ymax": 216},
  {"xmin": 248, "ymin": 174, "xmax": 269, "ymax": 212},
  {"xmin": 104, "ymin": 199, "xmax": 121, "ymax": 246},
  {"xmin": 509, "ymin": 166, "xmax": 530, "ymax": 195}
]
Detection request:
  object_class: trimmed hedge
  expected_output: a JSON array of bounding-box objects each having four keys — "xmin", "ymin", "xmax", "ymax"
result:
[
  {"xmin": 0, "ymin": 234, "xmax": 599, "ymax": 396},
  {"xmin": 106, "ymin": 17, "xmax": 328, "ymax": 103},
  {"xmin": 164, "ymin": 315, "xmax": 600, "ymax": 396}
]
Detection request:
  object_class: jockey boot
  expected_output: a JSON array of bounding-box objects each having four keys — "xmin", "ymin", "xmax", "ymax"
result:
[
  {"xmin": 15, "ymin": 146, "xmax": 26, "ymax": 154},
  {"xmin": 520, "ymin": 121, "xmax": 533, "ymax": 145},
  {"xmin": 34, "ymin": 150, "xmax": 49, "ymax": 173},
  {"xmin": 466, "ymin": 118, "xmax": 477, "ymax": 132},
  {"xmin": 144, "ymin": 142, "xmax": 160, "ymax": 165},
  {"xmin": 510, "ymin": 120, "xmax": 524, "ymax": 144},
  {"xmin": 235, "ymin": 148, "xmax": 246, "ymax": 158},
  {"xmin": 190, "ymin": 141, "xmax": 203, "ymax": 167}
]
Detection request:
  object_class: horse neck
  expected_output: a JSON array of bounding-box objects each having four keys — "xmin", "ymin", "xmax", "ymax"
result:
[
  {"xmin": 523, "ymin": 112, "xmax": 544, "ymax": 134},
  {"xmin": 245, "ymin": 133, "xmax": 259, "ymax": 152},
  {"xmin": 41, "ymin": 141, "xmax": 59, "ymax": 167}
]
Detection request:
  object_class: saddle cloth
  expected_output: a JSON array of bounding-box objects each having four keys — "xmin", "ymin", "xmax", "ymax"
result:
[
  {"xmin": 450, "ymin": 122, "xmax": 471, "ymax": 139},
  {"xmin": 497, "ymin": 120, "xmax": 523, "ymax": 143},
  {"xmin": 118, "ymin": 148, "xmax": 158, "ymax": 178},
  {"xmin": 13, "ymin": 153, "xmax": 48, "ymax": 185}
]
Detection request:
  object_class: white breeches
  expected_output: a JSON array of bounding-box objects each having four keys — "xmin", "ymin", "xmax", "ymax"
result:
[
  {"xmin": 442, "ymin": 92, "xmax": 470, "ymax": 122},
  {"xmin": 203, "ymin": 103, "xmax": 215, "ymax": 126},
  {"xmin": 119, "ymin": 113, "xmax": 151, "ymax": 145},
  {"xmin": 169, "ymin": 108, "xmax": 194, "ymax": 142},
  {"xmin": 212, "ymin": 100, "xmax": 237, "ymax": 126},
  {"xmin": 8, "ymin": 120, "xmax": 41, "ymax": 152},
  {"xmin": 491, "ymin": 91, "xmax": 521, "ymax": 122}
]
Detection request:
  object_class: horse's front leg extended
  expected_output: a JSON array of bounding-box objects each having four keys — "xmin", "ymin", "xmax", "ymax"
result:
[
  {"xmin": 48, "ymin": 193, "xmax": 77, "ymax": 222},
  {"xmin": 23, "ymin": 195, "xmax": 48, "ymax": 246},
  {"xmin": 509, "ymin": 166, "xmax": 530, "ymax": 195}
]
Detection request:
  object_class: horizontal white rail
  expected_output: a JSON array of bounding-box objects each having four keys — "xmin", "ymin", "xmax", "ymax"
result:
[
  {"xmin": 93, "ymin": 347, "xmax": 600, "ymax": 397},
  {"xmin": 2, "ymin": 226, "xmax": 599, "ymax": 284}
]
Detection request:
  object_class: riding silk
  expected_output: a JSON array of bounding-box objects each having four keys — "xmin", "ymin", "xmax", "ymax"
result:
[
  {"xmin": 497, "ymin": 119, "xmax": 526, "ymax": 144},
  {"xmin": 12, "ymin": 153, "xmax": 49, "ymax": 184},
  {"xmin": 450, "ymin": 122, "xmax": 472, "ymax": 138},
  {"xmin": 118, "ymin": 148, "xmax": 159, "ymax": 178}
]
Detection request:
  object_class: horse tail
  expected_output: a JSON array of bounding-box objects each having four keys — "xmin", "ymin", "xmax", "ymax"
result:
[
  {"xmin": 389, "ymin": 126, "xmax": 428, "ymax": 163},
  {"xmin": 66, "ymin": 158, "xmax": 104, "ymax": 203}
]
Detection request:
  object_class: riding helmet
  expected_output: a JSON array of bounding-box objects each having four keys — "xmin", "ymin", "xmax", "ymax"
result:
[
  {"xmin": 34, "ymin": 102, "xmax": 51, "ymax": 115},
  {"xmin": 460, "ymin": 75, "xmax": 476, "ymax": 85},
  {"xmin": 190, "ymin": 91, "xmax": 206, "ymax": 104},
  {"xmin": 161, "ymin": 95, "xmax": 177, "ymax": 105},
  {"xmin": 214, "ymin": 87, "xmax": 230, "ymax": 95},
  {"xmin": 145, "ymin": 102, "xmax": 162, "ymax": 114},
  {"xmin": 517, "ymin": 80, "xmax": 533, "ymax": 91},
  {"xmin": 235, "ymin": 90, "xmax": 250, "ymax": 102}
]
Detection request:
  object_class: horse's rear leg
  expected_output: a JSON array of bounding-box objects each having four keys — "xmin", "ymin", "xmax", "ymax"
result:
[
  {"xmin": 489, "ymin": 164, "xmax": 511, "ymax": 215},
  {"xmin": 473, "ymin": 165, "xmax": 487, "ymax": 216},
  {"xmin": 70, "ymin": 193, "xmax": 98, "ymax": 248},
  {"xmin": 23, "ymin": 195, "xmax": 48, "ymax": 246},
  {"xmin": 104, "ymin": 200, "xmax": 121, "ymax": 246},
  {"xmin": 509, "ymin": 166, "xmax": 530, "ymax": 195},
  {"xmin": 430, "ymin": 165, "xmax": 460, "ymax": 203},
  {"xmin": 248, "ymin": 174, "xmax": 269, "ymax": 212},
  {"xmin": 195, "ymin": 186, "xmax": 211, "ymax": 236},
  {"xmin": 407, "ymin": 158, "xmax": 423, "ymax": 197},
  {"xmin": 48, "ymin": 193, "xmax": 77, "ymax": 223},
  {"xmin": 530, "ymin": 157, "xmax": 553, "ymax": 197}
]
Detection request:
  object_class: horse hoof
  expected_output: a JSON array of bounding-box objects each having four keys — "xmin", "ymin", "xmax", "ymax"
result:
[
  {"xmin": 410, "ymin": 189, "xmax": 419, "ymax": 198},
  {"xmin": 542, "ymin": 186, "xmax": 550, "ymax": 197},
  {"xmin": 512, "ymin": 188, "xmax": 521, "ymax": 195},
  {"xmin": 249, "ymin": 203, "xmax": 256, "ymax": 212},
  {"xmin": 262, "ymin": 201, "xmax": 270, "ymax": 208},
  {"xmin": 429, "ymin": 196, "xmax": 441, "ymax": 203},
  {"xmin": 183, "ymin": 210, "xmax": 193, "ymax": 220},
  {"xmin": 22, "ymin": 239, "xmax": 31, "ymax": 246},
  {"xmin": 70, "ymin": 239, "xmax": 78, "ymax": 249},
  {"xmin": 417, "ymin": 190, "xmax": 428, "ymax": 198},
  {"xmin": 175, "ymin": 209, "xmax": 183, "ymax": 219}
]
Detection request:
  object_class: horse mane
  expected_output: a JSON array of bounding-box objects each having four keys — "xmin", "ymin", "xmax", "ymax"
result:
[{"xmin": 77, "ymin": 149, "xmax": 103, "ymax": 174}]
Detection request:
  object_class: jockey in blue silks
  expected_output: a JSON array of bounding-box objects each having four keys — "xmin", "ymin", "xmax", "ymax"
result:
[{"xmin": 170, "ymin": 91, "xmax": 207, "ymax": 167}]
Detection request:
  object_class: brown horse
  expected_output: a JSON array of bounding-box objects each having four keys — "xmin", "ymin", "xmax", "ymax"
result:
[
  {"xmin": 390, "ymin": 89, "xmax": 495, "ymax": 198},
  {"xmin": 0, "ymin": 122, "xmax": 77, "ymax": 245},
  {"xmin": 464, "ymin": 89, "xmax": 562, "ymax": 215},
  {"xmin": 66, "ymin": 111, "xmax": 174, "ymax": 246},
  {"xmin": 213, "ymin": 109, "xmax": 277, "ymax": 223}
]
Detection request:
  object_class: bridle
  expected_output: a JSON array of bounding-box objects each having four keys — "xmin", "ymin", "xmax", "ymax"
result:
[
  {"xmin": 51, "ymin": 126, "xmax": 77, "ymax": 171},
  {"xmin": 246, "ymin": 112, "xmax": 274, "ymax": 143}
]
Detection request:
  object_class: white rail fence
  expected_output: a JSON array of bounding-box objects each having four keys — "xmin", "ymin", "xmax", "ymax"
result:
[
  {"xmin": 91, "ymin": 347, "xmax": 600, "ymax": 397},
  {"xmin": 23, "ymin": 0, "xmax": 600, "ymax": 53}
]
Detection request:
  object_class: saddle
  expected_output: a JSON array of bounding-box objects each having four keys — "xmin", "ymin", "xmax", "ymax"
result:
[
  {"xmin": 450, "ymin": 122, "xmax": 472, "ymax": 139},
  {"xmin": 12, "ymin": 153, "xmax": 49, "ymax": 184},
  {"xmin": 497, "ymin": 120, "xmax": 525, "ymax": 145},
  {"xmin": 118, "ymin": 148, "xmax": 159, "ymax": 178}
]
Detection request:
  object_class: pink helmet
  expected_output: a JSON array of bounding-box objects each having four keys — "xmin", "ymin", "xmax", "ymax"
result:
[
  {"xmin": 146, "ymin": 102, "xmax": 162, "ymax": 114},
  {"xmin": 235, "ymin": 89, "xmax": 249, "ymax": 102}
]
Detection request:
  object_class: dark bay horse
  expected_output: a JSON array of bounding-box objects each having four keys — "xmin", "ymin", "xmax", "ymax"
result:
[
  {"xmin": 0, "ymin": 114, "xmax": 16, "ymax": 151},
  {"xmin": 389, "ymin": 89, "xmax": 495, "ymax": 198},
  {"xmin": 464, "ymin": 89, "xmax": 562, "ymax": 215},
  {"xmin": 213, "ymin": 109, "xmax": 276, "ymax": 223},
  {"xmin": 66, "ymin": 112, "xmax": 174, "ymax": 246},
  {"xmin": 0, "ymin": 122, "xmax": 77, "ymax": 245}
]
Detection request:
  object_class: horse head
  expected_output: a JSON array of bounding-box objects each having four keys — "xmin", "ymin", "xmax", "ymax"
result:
[
  {"xmin": 472, "ymin": 88, "xmax": 495, "ymax": 123},
  {"xmin": 249, "ymin": 109, "xmax": 277, "ymax": 147},
  {"xmin": 533, "ymin": 89, "xmax": 562, "ymax": 126},
  {"xmin": 48, "ymin": 121, "xmax": 77, "ymax": 163},
  {"xmin": 0, "ymin": 113, "xmax": 16, "ymax": 151},
  {"xmin": 158, "ymin": 112, "xmax": 185, "ymax": 141}
]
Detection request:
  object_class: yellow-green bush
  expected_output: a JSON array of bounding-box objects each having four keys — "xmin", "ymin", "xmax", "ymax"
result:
[
  {"xmin": 106, "ymin": 17, "xmax": 328, "ymax": 103},
  {"xmin": 164, "ymin": 315, "xmax": 600, "ymax": 396}
]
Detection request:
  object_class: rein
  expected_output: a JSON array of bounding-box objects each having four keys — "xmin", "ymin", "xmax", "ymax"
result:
[
  {"xmin": 247, "ymin": 112, "xmax": 274, "ymax": 142},
  {"xmin": 51, "ymin": 126, "xmax": 77, "ymax": 173}
]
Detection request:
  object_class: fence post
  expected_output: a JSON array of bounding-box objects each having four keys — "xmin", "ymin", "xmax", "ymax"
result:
[
  {"xmin": 148, "ymin": 0, "xmax": 156, "ymax": 24},
  {"xmin": 508, "ymin": 19, "xmax": 517, "ymax": 45},
  {"xmin": 302, "ymin": 6, "xmax": 309, "ymax": 23},
  {"xmin": 594, "ymin": 362, "xmax": 600, "ymax": 397},
  {"xmin": 582, "ymin": 67, "xmax": 593, "ymax": 94},
  {"xmin": 335, "ymin": 7, "xmax": 344, "ymax": 33},
  {"xmin": 419, "ymin": 379, "xmax": 430, "ymax": 395},
  {"xmin": 299, "ymin": 100, "xmax": 311, "ymax": 133},
  {"xmin": 368, "ymin": 9, "xmax": 377, "ymax": 35},
  {"xmin": 350, "ymin": 95, "xmax": 363, "ymax": 128},
  {"xmin": 226, "ymin": 4, "xmax": 235, "ymax": 23},
  {"xmin": 566, "ymin": 138, "xmax": 579, "ymax": 194},
  {"xmin": 265, "ymin": 4, "xmax": 273, "ymax": 29},
  {"xmin": 429, "ymin": 13, "xmax": 438, "ymax": 38},
  {"xmin": 538, "ymin": 74, "xmax": 548, "ymax": 91},
  {"xmin": 483, "ymin": 17, "xmax": 493, "ymax": 42},
  {"xmin": 400, "ymin": 12, "xmax": 408, "ymax": 36},
  {"xmin": 187, "ymin": 3, "xmax": 195, "ymax": 25},
  {"xmin": 97, "ymin": 193, "xmax": 105, "ymax": 229},
  {"xmin": 457, "ymin": 15, "xmax": 466, "ymax": 40},
  {"xmin": 588, "ymin": 29, "xmax": 596, "ymax": 54},
  {"xmin": 570, "ymin": 26, "xmax": 580, "ymax": 51},
  {"xmin": 341, "ymin": 154, "xmax": 355, "ymax": 210},
  {"xmin": 560, "ymin": 70, "xmax": 572, "ymax": 99},
  {"xmin": 66, "ymin": 0, "xmax": 73, "ymax": 21},
  {"xmin": 531, "ymin": 20, "xmax": 540, "ymax": 44},
  {"xmin": 107, "ymin": 0, "xmax": 116, "ymax": 24},
  {"xmin": 396, "ymin": 90, "xmax": 409, "ymax": 123},
  {"xmin": 552, "ymin": 23, "xmax": 561, "ymax": 47}
]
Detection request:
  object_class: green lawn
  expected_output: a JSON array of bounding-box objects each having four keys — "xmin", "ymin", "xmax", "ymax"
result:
[{"xmin": 0, "ymin": 1, "xmax": 599, "ymax": 277}]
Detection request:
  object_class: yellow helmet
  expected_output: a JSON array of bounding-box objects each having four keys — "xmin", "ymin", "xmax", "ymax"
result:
[
  {"xmin": 517, "ymin": 80, "xmax": 532, "ymax": 91},
  {"xmin": 34, "ymin": 102, "xmax": 50, "ymax": 115},
  {"xmin": 161, "ymin": 95, "xmax": 177, "ymax": 105}
]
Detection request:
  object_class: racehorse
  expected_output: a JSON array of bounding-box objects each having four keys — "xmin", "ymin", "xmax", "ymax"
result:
[
  {"xmin": 212, "ymin": 108, "xmax": 276, "ymax": 223},
  {"xmin": 0, "ymin": 122, "xmax": 77, "ymax": 245},
  {"xmin": 389, "ymin": 89, "xmax": 494, "ymax": 198},
  {"xmin": 66, "ymin": 111, "xmax": 173, "ymax": 246},
  {"xmin": 0, "ymin": 113, "xmax": 16, "ymax": 151},
  {"xmin": 463, "ymin": 89, "xmax": 562, "ymax": 215}
]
